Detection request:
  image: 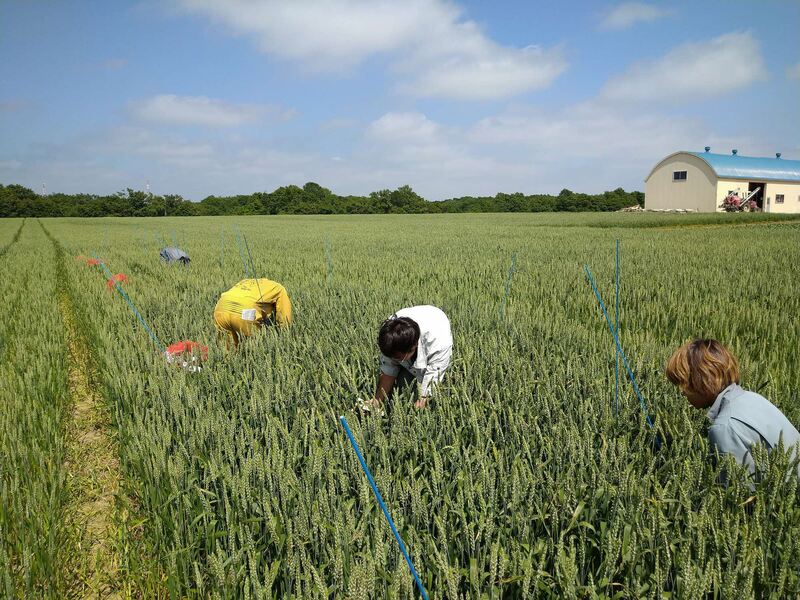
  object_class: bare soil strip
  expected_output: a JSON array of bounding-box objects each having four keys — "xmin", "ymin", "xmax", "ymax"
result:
[
  {"xmin": 60, "ymin": 293, "xmax": 124, "ymax": 598},
  {"xmin": 44, "ymin": 222, "xmax": 124, "ymax": 598}
]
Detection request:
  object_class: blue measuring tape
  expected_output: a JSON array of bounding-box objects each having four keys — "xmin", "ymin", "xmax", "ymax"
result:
[
  {"xmin": 95, "ymin": 255, "xmax": 165, "ymax": 353},
  {"xmin": 339, "ymin": 415, "xmax": 428, "ymax": 599},
  {"xmin": 584, "ymin": 265, "xmax": 655, "ymax": 429}
]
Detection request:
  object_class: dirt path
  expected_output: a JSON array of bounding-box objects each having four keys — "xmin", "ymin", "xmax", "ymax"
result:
[
  {"xmin": 44, "ymin": 222, "xmax": 124, "ymax": 598},
  {"xmin": 60, "ymin": 291, "xmax": 123, "ymax": 598}
]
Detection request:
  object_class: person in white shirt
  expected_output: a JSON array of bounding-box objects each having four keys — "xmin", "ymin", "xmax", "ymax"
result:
[{"xmin": 367, "ymin": 305, "xmax": 453, "ymax": 410}]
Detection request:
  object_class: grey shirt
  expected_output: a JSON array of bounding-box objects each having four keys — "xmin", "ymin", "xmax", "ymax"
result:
[
  {"xmin": 160, "ymin": 247, "xmax": 190, "ymax": 264},
  {"xmin": 706, "ymin": 384, "xmax": 800, "ymax": 478}
]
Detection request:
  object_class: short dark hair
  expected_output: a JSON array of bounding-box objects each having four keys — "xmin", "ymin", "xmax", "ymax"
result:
[{"xmin": 378, "ymin": 316, "xmax": 420, "ymax": 356}]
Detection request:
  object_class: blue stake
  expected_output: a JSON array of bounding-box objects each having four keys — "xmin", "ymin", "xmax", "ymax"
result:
[
  {"xmin": 171, "ymin": 230, "xmax": 179, "ymax": 248},
  {"xmin": 136, "ymin": 224, "xmax": 146, "ymax": 252},
  {"xmin": 242, "ymin": 230, "xmax": 259, "ymax": 279},
  {"xmin": 615, "ymin": 240, "xmax": 620, "ymax": 417},
  {"xmin": 324, "ymin": 237, "xmax": 334, "ymax": 284},
  {"xmin": 339, "ymin": 416, "xmax": 428, "ymax": 600},
  {"xmin": 584, "ymin": 265, "xmax": 654, "ymax": 429},
  {"xmin": 219, "ymin": 229, "xmax": 225, "ymax": 269},
  {"xmin": 240, "ymin": 229, "xmax": 263, "ymax": 299},
  {"xmin": 95, "ymin": 255, "xmax": 165, "ymax": 353},
  {"xmin": 233, "ymin": 227, "xmax": 251, "ymax": 277},
  {"xmin": 499, "ymin": 252, "xmax": 518, "ymax": 320}
]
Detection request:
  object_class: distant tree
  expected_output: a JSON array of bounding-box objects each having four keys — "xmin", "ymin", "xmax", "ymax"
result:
[
  {"xmin": 119, "ymin": 188, "xmax": 150, "ymax": 216},
  {"xmin": 161, "ymin": 194, "xmax": 184, "ymax": 216},
  {"xmin": 389, "ymin": 185, "xmax": 426, "ymax": 213},
  {"xmin": 0, "ymin": 180, "xmax": 647, "ymax": 217}
]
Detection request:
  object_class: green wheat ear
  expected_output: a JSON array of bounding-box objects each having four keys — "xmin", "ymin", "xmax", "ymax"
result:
[{"xmin": 3, "ymin": 214, "xmax": 798, "ymax": 598}]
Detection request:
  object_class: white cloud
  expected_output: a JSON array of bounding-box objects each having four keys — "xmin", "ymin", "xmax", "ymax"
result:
[
  {"xmin": 1, "ymin": 155, "xmax": 128, "ymax": 195},
  {"xmin": 320, "ymin": 117, "xmax": 360, "ymax": 131},
  {"xmin": 130, "ymin": 94, "xmax": 291, "ymax": 127},
  {"xmin": 360, "ymin": 113, "xmax": 518, "ymax": 196},
  {"xmin": 600, "ymin": 2, "xmax": 671, "ymax": 30},
  {"xmin": 465, "ymin": 104, "xmax": 692, "ymax": 193},
  {"xmin": 8, "ymin": 96, "xmax": 793, "ymax": 201},
  {"xmin": 600, "ymin": 32, "xmax": 766, "ymax": 104},
  {"xmin": 98, "ymin": 127, "xmax": 218, "ymax": 168},
  {"xmin": 469, "ymin": 103, "xmax": 696, "ymax": 158},
  {"xmin": 175, "ymin": 0, "xmax": 566, "ymax": 100},
  {"xmin": 366, "ymin": 112, "xmax": 440, "ymax": 144},
  {"xmin": 465, "ymin": 101, "xmax": 791, "ymax": 193},
  {"xmin": 177, "ymin": 0, "xmax": 441, "ymax": 69},
  {"xmin": 0, "ymin": 108, "xmax": 714, "ymax": 200},
  {"xmin": 787, "ymin": 62, "xmax": 800, "ymax": 80},
  {"xmin": 361, "ymin": 105, "xmax": 735, "ymax": 196},
  {"xmin": 365, "ymin": 112, "xmax": 469, "ymax": 167},
  {"xmin": 402, "ymin": 45, "xmax": 566, "ymax": 100},
  {"xmin": 130, "ymin": 137, "xmax": 215, "ymax": 164}
]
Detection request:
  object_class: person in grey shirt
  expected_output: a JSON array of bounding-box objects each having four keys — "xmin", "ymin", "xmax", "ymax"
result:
[
  {"xmin": 160, "ymin": 246, "xmax": 190, "ymax": 265},
  {"xmin": 666, "ymin": 338, "xmax": 800, "ymax": 480}
]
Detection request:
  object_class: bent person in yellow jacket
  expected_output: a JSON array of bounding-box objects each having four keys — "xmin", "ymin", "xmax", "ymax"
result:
[{"xmin": 214, "ymin": 279, "xmax": 292, "ymax": 346}]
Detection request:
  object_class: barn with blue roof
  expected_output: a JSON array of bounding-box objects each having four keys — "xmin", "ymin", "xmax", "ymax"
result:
[{"xmin": 645, "ymin": 148, "xmax": 800, "ymax": 213}]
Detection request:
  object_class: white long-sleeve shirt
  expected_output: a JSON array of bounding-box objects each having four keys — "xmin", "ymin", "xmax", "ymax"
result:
[{"xmin": 379, "ymin": 305, "xmax": 453, "ymax": 396}]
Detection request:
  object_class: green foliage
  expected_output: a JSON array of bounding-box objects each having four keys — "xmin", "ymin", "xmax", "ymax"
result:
[
  {"xmin": 37, "ymin": 215, "xmax": 800, "ymax": 597},
  {"xmin": 0, "ymin": 182, "xmax": 650, "ymax": 217},
  {"xmin": 0, "ymin": 220, "xmax": 73, "ymax": 598},
  {"xmin": 3, "ymin": 214, "xmax": 800, "ymax": 597}
]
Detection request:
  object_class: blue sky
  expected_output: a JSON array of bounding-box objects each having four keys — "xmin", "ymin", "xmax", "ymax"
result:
[{"xmin": 1, "ymin": 0, "xmax": 798, "ymax": 200}]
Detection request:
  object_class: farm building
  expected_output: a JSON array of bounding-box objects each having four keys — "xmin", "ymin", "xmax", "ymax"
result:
[{"xmin": 645, "ymin": 148, "xmax": 800, "ymax": 213}]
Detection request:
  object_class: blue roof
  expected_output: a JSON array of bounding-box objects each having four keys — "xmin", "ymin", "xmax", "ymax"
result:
[{"xmin": 688, "ymin": 151, "xmax": 800, "ymax": 182}]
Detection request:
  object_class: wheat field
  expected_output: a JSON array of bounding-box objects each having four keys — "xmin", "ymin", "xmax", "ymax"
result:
[{"xmin": 1, "ymin": 214, "xmax": 799, "ymax": 598}]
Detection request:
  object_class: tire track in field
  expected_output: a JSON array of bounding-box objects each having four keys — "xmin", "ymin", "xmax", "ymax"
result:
[
  {"xmin": 0, "ymin": 218, "xmax": 25, "ymax": 257},
  {"xmin": 40, "ymin": 221, "xmax": 124, "ymax": 599},
  {"xmin": 649, "ymin": 218, "xmax": 800, "ymax": 231}
]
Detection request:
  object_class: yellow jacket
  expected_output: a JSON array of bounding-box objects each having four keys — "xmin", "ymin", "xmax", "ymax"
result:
[{"xmin": 214, "ymin": 279, "xmax": 292, "ymax": 329}]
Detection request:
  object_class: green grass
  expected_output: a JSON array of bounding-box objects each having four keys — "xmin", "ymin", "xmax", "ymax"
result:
[
  {"xmin": 0, "ymin": 218, "xmax": 25, "ymax": 256},
  {"xmin": 3, "ymin": 213, "xmax": 799, "ymax": 598},
  {"xmin": 0, "ymin": 221, "xmax": 73, "ymax": 598}
]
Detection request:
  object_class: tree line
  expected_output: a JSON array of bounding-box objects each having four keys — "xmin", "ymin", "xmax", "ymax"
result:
[{"xmin": 0, "ymin": 182, "xmax": 643, "ymax": 217}]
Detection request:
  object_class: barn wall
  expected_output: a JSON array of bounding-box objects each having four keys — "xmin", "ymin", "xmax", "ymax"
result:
[
  {"xmin": 645, "ymin": 154, "xmax": 717, "ymax": 211},
  {"xmin": 764, "ymin": 181, "xmax": 800, "ymax": 213},
  {"xmin": 715, "ymin": 179, "xmax": 800, "ymax": 213}
]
